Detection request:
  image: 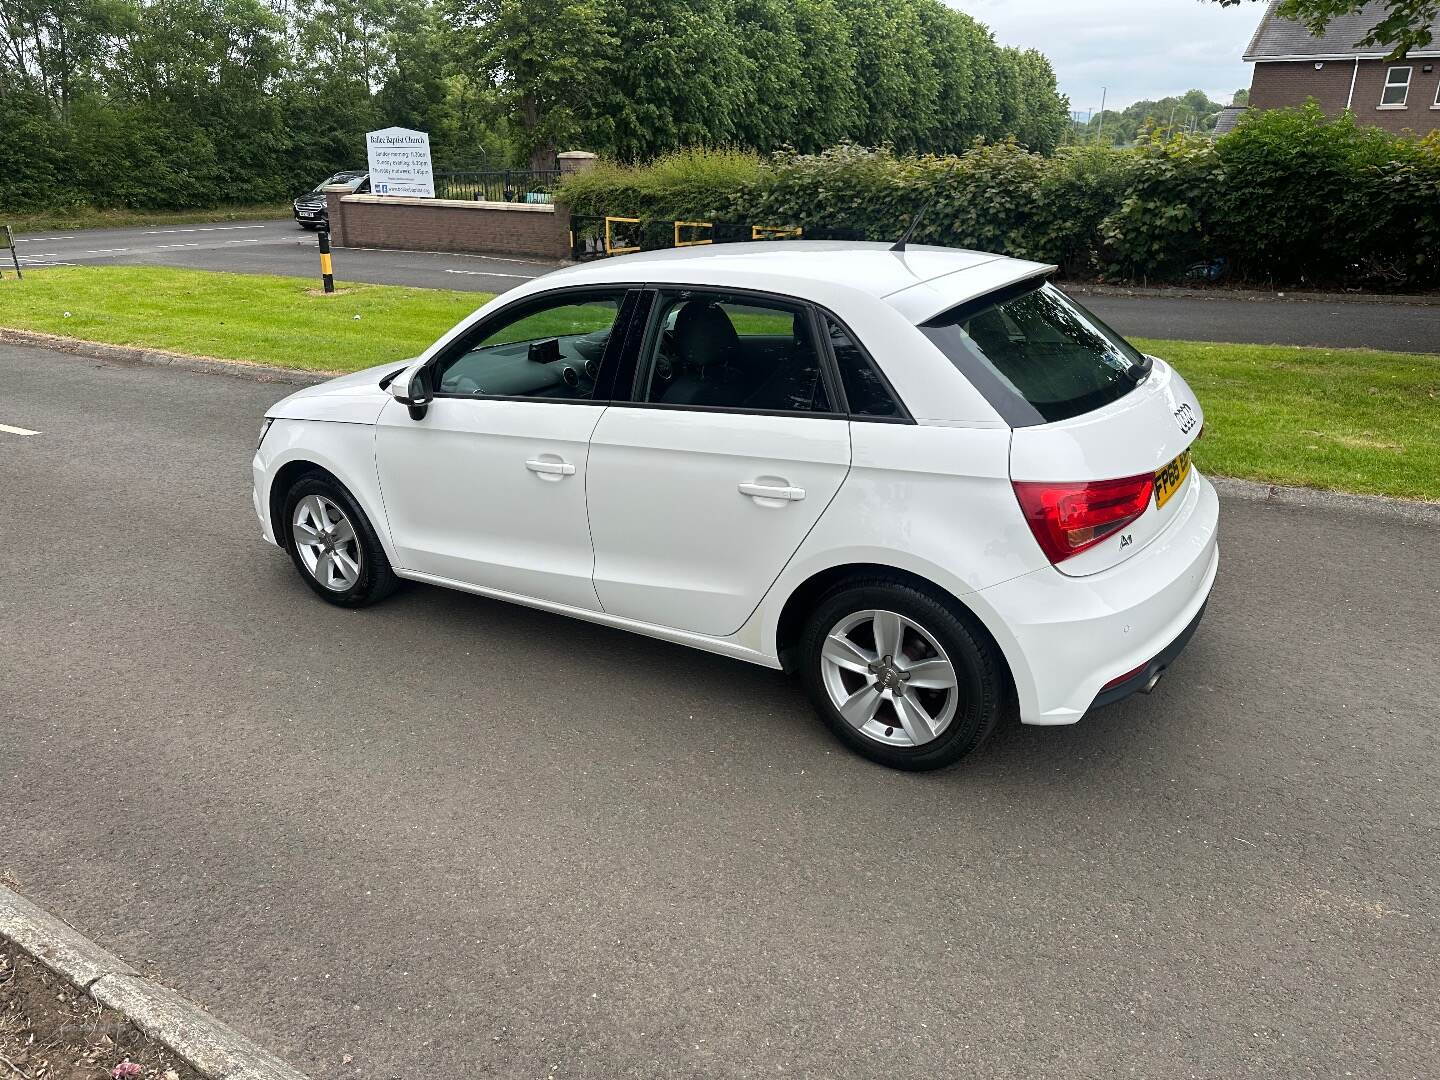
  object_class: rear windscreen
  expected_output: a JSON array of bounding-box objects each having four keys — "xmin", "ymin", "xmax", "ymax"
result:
[{"xmin": 920, "ymin": 281, "xmax": 1145, "ymax": 426}]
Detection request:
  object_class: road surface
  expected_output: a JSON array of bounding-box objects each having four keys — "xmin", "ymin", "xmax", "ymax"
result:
[
  {"xmin": 12, "ymin": 219, "xmax": 1439, "ymax": 352},
  {"xmin": 1, "ymin": 343, "xmax": 1435, "ymax": 1080}
]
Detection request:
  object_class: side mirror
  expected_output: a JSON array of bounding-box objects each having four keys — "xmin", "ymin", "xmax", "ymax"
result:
[{"xmin": 390, "ymin": 366, "xmax": 433, "ymax": 420}]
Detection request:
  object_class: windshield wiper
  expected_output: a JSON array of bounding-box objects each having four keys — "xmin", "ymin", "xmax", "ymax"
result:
[{"xmin": 1125, "ymin": 354, "xmax": 1154, "ymax": 384}]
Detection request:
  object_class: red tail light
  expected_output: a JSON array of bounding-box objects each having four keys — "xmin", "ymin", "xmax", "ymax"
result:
[{"xmin": 1013, "ymin": 474, "xmax": 1156, "ymax": 564}]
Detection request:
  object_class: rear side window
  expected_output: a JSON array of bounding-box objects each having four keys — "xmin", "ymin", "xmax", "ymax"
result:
[
  {"xmin": 826, "ymin": 319, "xmax": 902, "ymax": 418},
  {"xmin": 640, "ymin": 291, "xmax": 834, "ymax": 415},
  {"xmin": 920, "ymin": 282, "xmax": 1144, "ymax": 425}
]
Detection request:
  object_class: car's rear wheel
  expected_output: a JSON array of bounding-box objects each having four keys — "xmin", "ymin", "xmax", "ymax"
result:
[
  {"xmin": 799, "ymin": 579, "xmax": 1006, "ymax": 771},
  {"xmin": 282, "ymin": 476, "xmax": 398, "ymax": 607}
]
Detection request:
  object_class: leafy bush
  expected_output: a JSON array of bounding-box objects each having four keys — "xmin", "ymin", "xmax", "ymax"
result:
[
  {"xmin": 558, "ymin": 147, "xmax": 762, "ymax": 221},
  {"xmin": 1098, "ymin": 136, "xmax": 1223, "ymax": 281},
  {"xmin": 557, "ymin": 107, "xmax": 1440, "ymax": 290}
]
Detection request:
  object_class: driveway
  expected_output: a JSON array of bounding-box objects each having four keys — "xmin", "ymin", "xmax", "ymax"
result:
[
  {"xmin": 1, "ymin": 345, "xmax": 1436, "ymax": 1079},
  {"xmin": 13, "ymin": 220, "xmax": 1440, "ymax": 353}
]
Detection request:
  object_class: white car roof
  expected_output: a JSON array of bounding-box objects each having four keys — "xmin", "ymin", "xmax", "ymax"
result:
[{"xmin": 537, "ymin": 241, "xmax": 1055, "ymax": 325}]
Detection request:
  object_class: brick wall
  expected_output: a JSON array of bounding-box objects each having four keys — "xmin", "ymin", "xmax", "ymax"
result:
[
  {"xmin": 1250, "ymin": 59, "xmax": 1440, "ymax": 134},
  {"xmin": 325, "ymin": 194, "xmax": 572, "ymax": 260}
]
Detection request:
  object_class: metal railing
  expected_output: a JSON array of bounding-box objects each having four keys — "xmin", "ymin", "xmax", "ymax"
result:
[
  {"xmin": 434, "ymin": 170, "xmax": 562, "ymax": 204},
  {"xmin": 569, "ymin": 214, "xmax": 864, "ymax": 260}
]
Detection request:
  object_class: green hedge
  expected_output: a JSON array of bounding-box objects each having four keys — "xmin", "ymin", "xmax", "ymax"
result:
[{"xmin": 558, "ymin": 106, "xmax": 1440, "ymax": 289}]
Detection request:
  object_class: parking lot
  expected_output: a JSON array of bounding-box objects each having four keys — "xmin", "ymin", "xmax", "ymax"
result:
[{"xmin": 2, "ymin": 341, "xmax": 1436, "ymax": 1078}]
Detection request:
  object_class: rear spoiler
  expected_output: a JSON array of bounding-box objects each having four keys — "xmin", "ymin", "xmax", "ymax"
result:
[{"xmin": 884, "ymin": 259, "xmax": 1057, "ymax": 325}]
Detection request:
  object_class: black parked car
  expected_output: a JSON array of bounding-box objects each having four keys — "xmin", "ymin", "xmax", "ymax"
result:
[{"xmin": 294, "ymin": 171, "xmax": 369, "ymax": 229}]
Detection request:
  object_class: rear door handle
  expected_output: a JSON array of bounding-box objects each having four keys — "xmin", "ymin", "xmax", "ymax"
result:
[
  {"xmin": 526, "ymin": 458, "xmax": 575, "ymax": 476},
  {"xmin": 739, "ymin": 482, "xmax": 805, "ymax": 502}
]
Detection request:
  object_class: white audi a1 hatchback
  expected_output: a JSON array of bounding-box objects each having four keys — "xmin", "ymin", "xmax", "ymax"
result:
[{"xmin": 253, "ymin": 242, "xmax": 1218, "ymax": 770}]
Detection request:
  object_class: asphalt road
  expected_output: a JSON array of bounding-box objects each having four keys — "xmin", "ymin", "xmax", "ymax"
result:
[
  {"xmin": 14, "ymin": 219, "xmax": 1440, "ymax": 352},
  {"xmin": 12, "ymin": 218, "xmax": 557, "ymax": 291},
  {"xmin": 2, "ymin": 343, "xmax": 1436, "ymax": 1080}
]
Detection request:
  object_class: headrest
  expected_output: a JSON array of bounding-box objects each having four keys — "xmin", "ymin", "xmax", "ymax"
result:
[{"xmin": 673, "ymin": 301, "xmax": 739, "ymax": 369}]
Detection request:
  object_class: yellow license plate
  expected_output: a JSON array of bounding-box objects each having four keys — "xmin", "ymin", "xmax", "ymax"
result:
[{"xmin": 1154, "ymin": 449, "xmax": 1192, "ymax": 510}]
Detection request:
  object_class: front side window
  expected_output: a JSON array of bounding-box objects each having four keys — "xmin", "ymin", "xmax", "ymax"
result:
[
  {"xmin": 641, "ymin": 292, "xmax": 833, "ymax": 414},
  {"xmin": 920, "ymin": 281, "xmax": 1144, "ymax": 426},
  {"xmin": 1382, "ymin": 66, "xmax": 1411, "ymax": 106},
  {"xmin": 434, "ymin": 290, "xmax": 626, "ymax": 400}
]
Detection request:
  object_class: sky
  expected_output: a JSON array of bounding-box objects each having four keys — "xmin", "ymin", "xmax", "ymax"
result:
[{"xmin": 953, "ymin": 0, "xmax": 1263, "ymax": 113}]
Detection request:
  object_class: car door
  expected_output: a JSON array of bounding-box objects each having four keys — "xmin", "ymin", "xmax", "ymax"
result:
[
  {"xmin": 586, "ymin": 288, "xmax": 852, "ymax": 638},
  {"xmin": 375, "ymin": 287, "xmax": 638, "ymax": 610}
]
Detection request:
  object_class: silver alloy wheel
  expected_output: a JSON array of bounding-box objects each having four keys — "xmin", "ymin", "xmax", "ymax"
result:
[
  {"xmin": 292, "ymin": 494, "xmax": 362, "ymax": 592},
  {"xmin": 819, "ymin": 609, "xmax": 960, "ymax": 748}
]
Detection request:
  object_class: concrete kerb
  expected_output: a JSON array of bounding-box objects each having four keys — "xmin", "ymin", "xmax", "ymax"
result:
[
  {"xmin": 0, "ymin": 327, "xmax": 332, "ymax": 387},
  {"xmin": 1210, "ymin": 476, "xmax": 1440, "ymax": 526},
  {"xmin": 0, "ymin": 886, "xmax": 309, "ymax": 1080},
  {"xmin": 5, "ymin": 326, "xmax": 1436, "ymax": 526},
  {"xmin": 1067, "ymin": 283, "xmax": 1440, "ymax": 307}
]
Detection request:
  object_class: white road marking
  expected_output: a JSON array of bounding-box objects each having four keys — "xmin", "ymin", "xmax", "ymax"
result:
[
  {"xmin": 83, "ymin": 248, "xmax": 129, "ymax": 254},
  {"xmin": 443, "ymin": 268, "xmax": 535, "ymax": 279},
  {"xmin": 224, "ymin": 239, "xmax": 262, "ymax": 244},
  {"xmin": 143, "ymin": 225, "xmax": 268, "ymax": 236},
  {"xmin": 15, "ymin": 236, "xmax": 75, "ymax": 243},
  {"xmin": 450, "ymin": 251, "xmax": 547, "ymax": 266},
  {"xmin": 0, "ymin": 423, "xmax": 41, "ymax": 436}
]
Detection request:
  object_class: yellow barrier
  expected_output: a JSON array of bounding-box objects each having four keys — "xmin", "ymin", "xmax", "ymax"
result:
[
  {"xmin": 674, "ymin": 221, "xmax": 714, "ymax": 248},
  {"xmin": 604, "ymin": 216, "xmax": 641, "ymax": 255},
  {"xmin": 752, "ymin": 225, "xmax": 803, "ymax": 241}
]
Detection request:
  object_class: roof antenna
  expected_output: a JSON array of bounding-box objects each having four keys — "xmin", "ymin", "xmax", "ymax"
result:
[{"xmin": 891, "ymin": 167, "xmax": 952, "ymax": 252}]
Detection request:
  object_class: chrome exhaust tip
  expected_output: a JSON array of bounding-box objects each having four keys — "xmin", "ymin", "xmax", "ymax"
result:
[{"xmin": 1141, "ymin": 669, "xmax": 1164, "ymax": 694}]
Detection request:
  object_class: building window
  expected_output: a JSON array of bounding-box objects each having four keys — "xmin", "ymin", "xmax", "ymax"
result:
[
  {"xmin": 1380, "ymin": 66, "xmax": 1411, "ymax": 106},
  {"xmin": 1434, "ymin": 78, "xmax": 1440, "ymax": 107}
]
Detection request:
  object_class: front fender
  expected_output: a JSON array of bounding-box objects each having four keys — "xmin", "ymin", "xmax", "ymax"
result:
[{"xmin": 253, "ymin": 418, "xmax": 400, "ymax": 568}]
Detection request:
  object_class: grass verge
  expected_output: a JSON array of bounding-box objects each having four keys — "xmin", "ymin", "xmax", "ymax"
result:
[
  {"xmin": 0, "ymin": 266, "xmax": 488, "ymax": 370},
  {"xmin": 0, "ymin": 266, "xmax": 1434, "ymax": 501},
  {"xmin": 6, "ymin": 205, "xmax": 290, "ymax": 234},
  {"xmin": 1135, "ymin": 338, "xmax": 1438, "ymax": 502}
]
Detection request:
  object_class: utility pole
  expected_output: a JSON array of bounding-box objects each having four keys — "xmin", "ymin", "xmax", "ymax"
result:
[{"xmin": 1096, "ymin": 87, "xmax": 1107, "ymax": 144}]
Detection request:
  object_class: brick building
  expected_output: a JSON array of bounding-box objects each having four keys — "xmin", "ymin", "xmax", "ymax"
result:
[{"xmin": 1243, "ymin": 0, "xmax": 1440, "ymax": 135}]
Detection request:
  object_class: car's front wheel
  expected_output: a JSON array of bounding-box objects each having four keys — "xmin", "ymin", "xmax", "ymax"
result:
[
  {"xmin": 799, "ymin": 579, "xmax": 1007, "ymax": 771},
  {"xmin": 282, "ymin": 475, "xmax": 399, "ymax": 607}
]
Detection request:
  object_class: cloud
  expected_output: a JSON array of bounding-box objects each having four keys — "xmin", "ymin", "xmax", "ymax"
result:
[{"xmin": 950, "ymin": 0, "xmax": 1260, "ymax": 110}]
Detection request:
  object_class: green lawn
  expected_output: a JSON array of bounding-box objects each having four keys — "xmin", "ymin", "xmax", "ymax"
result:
[
  {"xmin": 5, "ymin": 205, "xmax": 291, "ymax": 234},
  {"xmin": 0, "ymin": 266, "xmax": 488, "ymax": 370},
  {"xmin": 0, "ymin": 266, "xmax": 1435, "ymax": 501},
  {"xmin": 1135, "ymin": 338, "xmax": 1438, "ymax": 502}
]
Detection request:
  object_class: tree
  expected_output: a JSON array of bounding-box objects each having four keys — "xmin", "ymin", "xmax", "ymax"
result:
[
  {"xmin": 588, "ymin": 0, "xmax": 750, "ymax": 160},
  {"xmin": 444, "ymin": 0, "xmax": 615, "ymax": 169},
  {"xmin": 1211, "ymin": 0, "xmax": 1437, "ymax": 57},
  {"xmin": 789, "ymin": 0, "xmax": 860, "ymax": 150}
]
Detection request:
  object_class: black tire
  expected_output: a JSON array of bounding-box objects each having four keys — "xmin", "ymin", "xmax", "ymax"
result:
[
  {"xmin": 798, "ymin": 578, "xmax": 1007, "ymax": 771},
  {"xmin": 281, "ymin": 474, "xmax": 400, "ymax": 608}
]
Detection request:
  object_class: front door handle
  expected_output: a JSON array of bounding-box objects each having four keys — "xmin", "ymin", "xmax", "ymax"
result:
[
  {"xmin": 526, "ymin": 458, "xmax": 575, "ymax": 476},
  {"xmin": 739, "ymin": 482, "xmax": 805, "ymax": 502}
]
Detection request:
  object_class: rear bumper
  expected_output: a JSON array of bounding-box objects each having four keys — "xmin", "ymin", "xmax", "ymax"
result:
[
  {"xmin": 1089, "ymin": 600, "xmax": 1207, "ymax": 710},
  {"xmin": 976, "ymin": 471, "xmax": 1220, "ymax": 725}
]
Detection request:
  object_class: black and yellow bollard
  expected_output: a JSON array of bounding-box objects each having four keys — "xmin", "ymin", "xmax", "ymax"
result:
[{"xmin": 317, "ymin": 227, "xmax": 335, "ymax": 294}]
